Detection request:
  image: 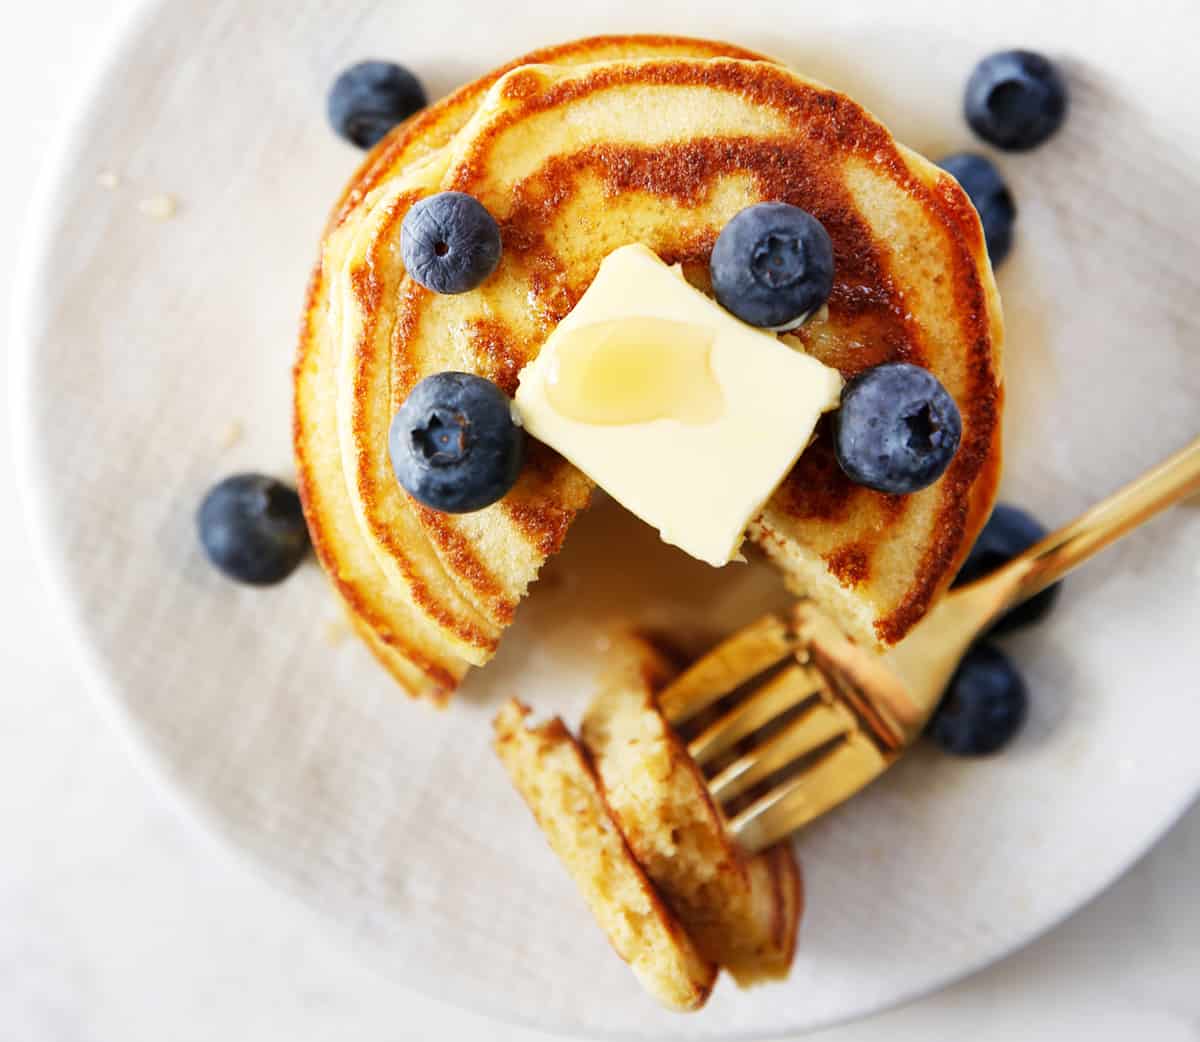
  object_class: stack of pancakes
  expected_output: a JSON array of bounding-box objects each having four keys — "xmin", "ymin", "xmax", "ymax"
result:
[{"xmin": 294, "ymin": 35, "xmax": 1004, "ymax": 704}]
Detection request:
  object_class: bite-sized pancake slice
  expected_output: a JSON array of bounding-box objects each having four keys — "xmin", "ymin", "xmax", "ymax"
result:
[
  {"xmin": 493, "ymin": 700, "xmax": 717, "ymax": 1011},
  {"xmin": 297, "ymin": 37, "xmax": 766, "ymax": 699},
  {"xmin": 580, "ymin": 638, "xmax": 803, "ymax": 983},
  {"xmin": 393, "ymin": 56, "xmax": 1001, "ymax": 652},
  {"xmin": 735, "ymin": 844, "xmax": 804, "ymax": 987}
]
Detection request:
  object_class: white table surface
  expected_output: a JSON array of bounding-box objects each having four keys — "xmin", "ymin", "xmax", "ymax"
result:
[{"xmin": 3, "ymin": 5, "xmax": 1198, "ymax": 1040}]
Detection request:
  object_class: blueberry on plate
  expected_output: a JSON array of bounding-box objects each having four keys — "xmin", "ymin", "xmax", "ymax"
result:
[
  {"xmin": 927, "ymin": 643, "xmax": 1028, "ymax": 755},
  {"xmin": 328, "ymin": 60, "xmax": 427, "ymax": 150},
  {"xmin": 954, "ymin": 503, "xmax": 1062, "ymax": 634},
  {"xmin": 401, "ymin": 192, "xmax": 503, "ymax": 294},
  {"xmin": 390, "ymin": 372, "xmax": 525, "ymax": 513},
  {"xmin": 965, "ymin": 50, "xmax": 1068, "ymax": 151},
  {"xmin": 710, "ymin": 202, "xmax": 835, "ymax": 331},
  {"xmin": 197, "ymin": 474, "xmax": 309, "ymax": 585},
  {"xmin": 834, "ymin": 363, "xmax": 963, "ymax": 495},
  {"xmin": 939, "ymin": 152, "xmax": 1016, "ymax": 266}
]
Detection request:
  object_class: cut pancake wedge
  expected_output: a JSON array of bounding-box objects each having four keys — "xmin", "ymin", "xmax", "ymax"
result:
[
  {"xmin": 493, "ymin": 639, "xmax": 803, "ymax": 1007},
  {"xmin": 581, "ymin": 638, "xmax": 803, "ymax": 984}
]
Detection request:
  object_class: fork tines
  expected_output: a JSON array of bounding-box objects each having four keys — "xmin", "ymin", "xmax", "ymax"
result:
[{"xmin": 656, "ymin": 604, "xmax": 896, "ymax": 853}]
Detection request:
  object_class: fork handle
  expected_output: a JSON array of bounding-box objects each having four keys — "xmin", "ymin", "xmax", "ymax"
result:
[{"xmin": 1001, "ymin": 435, "xmax": 1200, "ymax": 607}]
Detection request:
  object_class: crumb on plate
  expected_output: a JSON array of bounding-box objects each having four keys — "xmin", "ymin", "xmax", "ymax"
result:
[
  {"xmin": 138, "ymin": 193, "xmax": 178, "ymax": 220},
  {"xmin": 324, "ymin": 616, "xmax": 352, "ymax": 647},
  {"xmin": 220, "ymin": 419, "xmax": 244, "ymax": 450}
]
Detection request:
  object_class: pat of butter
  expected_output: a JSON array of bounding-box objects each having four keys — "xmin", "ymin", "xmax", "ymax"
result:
[{"xmin": 515, "ymin": 244, "xmax": 843, "ymax": 566}]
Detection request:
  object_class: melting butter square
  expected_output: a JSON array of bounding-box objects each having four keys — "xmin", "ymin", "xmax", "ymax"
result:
[{"xmin": 515, "ymin": 244, "xmax": 843, "ymax": 566}]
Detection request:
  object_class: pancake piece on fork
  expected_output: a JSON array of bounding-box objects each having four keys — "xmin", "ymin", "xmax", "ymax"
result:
[
  {"xmin": 493, "ymin": 638, "xmax": 803, "ymax": 1010},
  {"xmin": 580, "ymin": 637, "xmax": 803, "ymax": 986}
]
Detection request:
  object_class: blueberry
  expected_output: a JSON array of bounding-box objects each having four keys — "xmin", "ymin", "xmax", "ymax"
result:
[
  {"xmin": 710, "ymin": 202, "xmax": 834, "ymax": 330},
  {"xmin": 328, "ymin": 60, "xmax": 427, "ymax": 150},
  {"xmin": 834, "ymin": 363, "xmax": 962, "ymax": 495},
  {"xmin": 954, "ymin": 504, "xmax": 1062, "ymax": 634},
  {"xmin": 939, "ymin": 152, "xmax": 1016, "ymax": 266},
  {"xmin": 927, "ymin": 643, "xmax": 1028, "ymax": 755},
  {"xmin": 401, "ymin": 192, "xmax": 503, "ymax": 294},
  {"xmin": 197, "ymin": 474, "xmax": 309, "ymax": 585},
  {"xmin": 390, "ymin": 372, "xmax": 524, "ymax": 513},
  {"xmin": 965, "ymin": 50, "xmax": 1068, "ymax": 151}
]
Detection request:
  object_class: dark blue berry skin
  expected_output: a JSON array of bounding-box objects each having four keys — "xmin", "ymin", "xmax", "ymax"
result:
[
  {"xmin": 965, "ymin": 50, "xmax": 1068, "ymax": 151},
  {"xmin": 834, "ymin": 363, "xmax": 962, "ymax": 495},
  {"xmin": 401, "ymin": 192, "xmax": 503, "ymax": 294},
  {"xmin": 328, "ymin": 61, "xmax": 427, "ymax": 150},
  {"xmin": 939, "ymin": 152, "xmax": 1016, "ymax": 266},
  {"xmin": 954, "ymin": 504, "xmax": 1062, "ymax": 634},
  {"xmin": 197, "ymin": 475, "xmax": 309, "ymax": 585},
  {"xmin": 710, "ymin": 203, "xmax": 834, "ymax": 331},
  {"xmin": 389, "ymin": 372, "xmax": 524, "ymax": 513},
  {"xmin": 927, "ymin": 643, "xmax": 1028, "ymax": 755}
]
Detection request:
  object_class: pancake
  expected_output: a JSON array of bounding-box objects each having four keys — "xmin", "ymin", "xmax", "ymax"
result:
[
  {"xmin": 296, "ymin": 40, "xmax": 1003, "ymax": 702},
  {"xmin": 492, "ymin": 698, "xmax": 717, "ymax": 1011},
  {"xmin": 580, "ymin": 637, "xmax": 803, "ymax": 985},
  {"xmin": 296, "ymin": 37, "xmax": 771, "ymax": 702}
]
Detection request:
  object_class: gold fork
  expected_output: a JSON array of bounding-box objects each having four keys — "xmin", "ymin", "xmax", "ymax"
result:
[{"xmin": 659, "ymin": 435, "xmax": 1200, "ymax": 854}]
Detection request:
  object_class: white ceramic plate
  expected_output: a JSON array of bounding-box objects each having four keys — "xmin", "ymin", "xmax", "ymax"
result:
[{"xmin": 13, "ymin": 0, "xmax": 1200, "ymax": 1037}]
